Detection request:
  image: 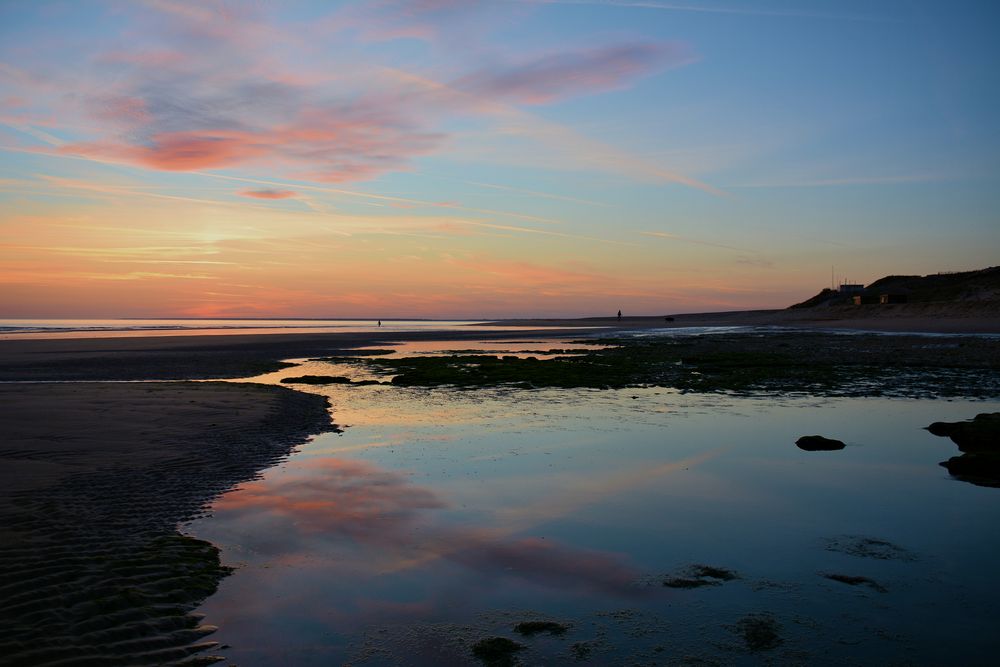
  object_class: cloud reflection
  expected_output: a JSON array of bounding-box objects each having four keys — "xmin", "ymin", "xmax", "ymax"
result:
[{"xmin": 211, "ymin": 456, "xmax": 646, "ymax": 597}]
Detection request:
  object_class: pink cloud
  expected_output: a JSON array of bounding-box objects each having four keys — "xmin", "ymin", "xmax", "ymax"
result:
[
  {"xmin": 329, "ymin": 0, "xmax": 487, "ymax": 43},
  {"xmin": 238, "ymin": 188, "xmax": 298, "ymax": 200},
  {"xmin": 9, "ymin": 2, "xmax": 697, "ymax": 186},
  {"xmin": 1, "ymin": 96, "xmax": 26, "ymax": 109},
  {"xmin": 455, "ymin": 43, "xmax": 696, "ymax": 104}
]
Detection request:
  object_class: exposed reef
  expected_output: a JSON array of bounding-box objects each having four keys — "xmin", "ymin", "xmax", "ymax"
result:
[
  {"xmin": 928, "ymin": 413, "xmax": 1000, "ymax": 487},
  {"xmin": 343, "ymin": 332, "xmax": 1000, "ymax": 398}
]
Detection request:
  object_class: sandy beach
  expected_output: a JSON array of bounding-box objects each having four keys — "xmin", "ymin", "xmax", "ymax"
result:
[{"xmin": 0, "ymin": 382, "xmax": 331, "ymax": 666}]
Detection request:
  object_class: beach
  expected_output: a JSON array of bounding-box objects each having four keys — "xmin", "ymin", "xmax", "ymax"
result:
[
  {"xmin": 2, "ymin": 318, "xmax": 999, "ymax": 665},
  {"xmin": 0, "ymin": 381, "xmax": 330, "ymax": 666}
]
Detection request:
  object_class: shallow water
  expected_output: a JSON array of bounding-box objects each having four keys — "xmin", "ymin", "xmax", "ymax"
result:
[{"xmin": 189, "ymin": 344, "xmax": 1000, "ymax": 665}]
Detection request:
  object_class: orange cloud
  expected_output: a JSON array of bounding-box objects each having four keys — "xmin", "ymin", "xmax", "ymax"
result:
[{"xmin": 61, "ymin": 131, "xmax": 265, "ymax": 171}]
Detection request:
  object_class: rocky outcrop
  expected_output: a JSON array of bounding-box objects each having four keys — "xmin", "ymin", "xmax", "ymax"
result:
[{"xmin": 796, "ymin": 435, "xmax": 846, "ymax": 451}]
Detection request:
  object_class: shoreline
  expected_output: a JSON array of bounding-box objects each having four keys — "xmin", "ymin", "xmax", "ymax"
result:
[
  {"xmin": 0, "ymin": 382, "xmax": 332, "ymax": 666},
  {"xmin": 479, "ymin": 303, "xmax": 1000, "ymax": 334},
  {"xmin": 0, "ymin": 328, "xmax": 597, "ymax": 382},
  {"xmin": 1, "ymin": 308, "xmax": 998, "ymax": 382}
]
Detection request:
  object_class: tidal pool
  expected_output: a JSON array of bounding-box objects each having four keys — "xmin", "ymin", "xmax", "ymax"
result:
[{"xmin": 190, "ymin": 348, "xmax": 1000, "ymax": 665}]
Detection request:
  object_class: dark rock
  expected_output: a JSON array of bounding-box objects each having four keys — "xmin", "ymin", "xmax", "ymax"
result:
[
  {"xmin": 821, "ymin": 572, "xmax": 887, "ymax": 592},
  {"xmin": 692, "ymin": 564, "xmax": 738, "ymax": 581},
  {"xmin": 925, "ymin": 413, "xmax": 1000, "ymax": 452},
  {"xmin": 471, "ymin": 637, "xmax": 524, "ymax": 666},
  {"xmin": 927, "ymin": 421, "xmax": 959, "ymax": 437},
  {"xmin": 796, "ymin": 435, "xmax": 846, "ymax": 451},
  {"xmin": 927, "ymin": 413, "xmax": 1000, "ymax": 486},
  {"xmin": 940, "ymin": 454, "xmax": 1000, "ymax": 488}
]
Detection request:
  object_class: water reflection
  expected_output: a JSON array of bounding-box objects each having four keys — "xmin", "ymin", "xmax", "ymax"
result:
[
  {"xmin": 210, "ymin": 457, "xmax": 645, "ymax": 598},
  {"xmin": 192, "ymin": 344, "xmax": 1000, "ymax": 666}
]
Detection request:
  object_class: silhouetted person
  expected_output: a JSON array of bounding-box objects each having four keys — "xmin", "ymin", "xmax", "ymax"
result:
[
  {"xmin": 617, "ymin": 310, "xmax": 622, "ymax": 321},
  {"xmin": 377, "ymin": 320, "xmax": 381, "ymax": 327}
]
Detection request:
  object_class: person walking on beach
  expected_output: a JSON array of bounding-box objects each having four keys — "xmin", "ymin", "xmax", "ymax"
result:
[
  {"xmin": 377, "ymin": 320, "xmax": 381, "ymax": 327},
  {"xmin": 617, "ymin": 310, "xmax": 622, "ymax": 321}
]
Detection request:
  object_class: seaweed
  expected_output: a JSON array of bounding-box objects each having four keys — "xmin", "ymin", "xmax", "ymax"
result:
[
  {"xmin": 280, "ymin": 375, "xmax": 353, "ymax": 385},
  {"xmin": 336, "ymin": 332, "xmax": 1000, "ymax": 397}
]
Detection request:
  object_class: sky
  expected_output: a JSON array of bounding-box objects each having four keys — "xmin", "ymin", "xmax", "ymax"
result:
[{"xmin": 1, "ymin": 0, "xmax": 998, "ymax": 319}]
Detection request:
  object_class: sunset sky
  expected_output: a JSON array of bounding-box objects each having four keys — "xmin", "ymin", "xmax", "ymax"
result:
[{"xmin": 1, "ymin": 0, "xmax": 997, "ymax": 318}]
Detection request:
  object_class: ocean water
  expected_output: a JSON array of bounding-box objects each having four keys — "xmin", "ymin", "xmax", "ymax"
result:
[
  {"xmin": 0, "ymin": 318, "xmax": 496, "ymax": 340},
  {"xmin": 187, "ymin": 341, "xmax": 1000, "ymax": 666}
]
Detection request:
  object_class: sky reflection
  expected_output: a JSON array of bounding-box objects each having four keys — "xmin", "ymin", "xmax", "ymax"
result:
[{"xmin": 191, "ymin": 357, "xmax": 1000, "ymax": 666}]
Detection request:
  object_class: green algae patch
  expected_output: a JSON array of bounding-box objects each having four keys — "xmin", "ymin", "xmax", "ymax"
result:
[
  {"xmin": 344, "ymin": 332, "xmax": 1000, "ymax": 397},
  {"xmin": 281, "ymin": 375, "xmax": 354, "ymax": 385},
  {"xmin": 311, "ymin": 349, "xmax": 396, "ymax": 361}
]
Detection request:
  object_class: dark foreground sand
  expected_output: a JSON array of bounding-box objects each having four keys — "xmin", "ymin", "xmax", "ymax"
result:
[{"xmin": 0, "ymin": 382, "xmax": 331, "ymax": 666}]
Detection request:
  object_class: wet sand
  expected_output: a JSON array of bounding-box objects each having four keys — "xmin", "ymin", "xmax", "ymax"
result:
[
  {"xmin": 0, "ymin": 328, "xmax": 589, "ymax": 381},
  {"xmin": 0, "ymin": 382, "xmax": 331, "ymax": 666}
]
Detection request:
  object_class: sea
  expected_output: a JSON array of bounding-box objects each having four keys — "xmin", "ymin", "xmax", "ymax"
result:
[{"xmin": 0, "ymin": 318, "xmax": 493, "ymax": 340}]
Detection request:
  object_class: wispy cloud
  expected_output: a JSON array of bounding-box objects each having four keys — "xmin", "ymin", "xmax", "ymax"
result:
[
  {"xmin": 640, "ymin": 230, "xmax": 744, "ymax": 251},
  {"xmin": 508, "ymin": 0, "xmax": 893, "ymax": 22},
  {"xmin": 239, "ymin": 188, "xmax": 298, "ymax": 199},
  {"xmin": 3, "ymin": 1, "xmax": 713, "ymax": 192},
  {"xmin": 454, "ymin": 43, "xmax": 694, "ymax": 104},
  {"xmin": 382, "ymin": 67, "xmax": 724, "ymax": 195},
  {"xmin": 732, "ymin": 173, "xmax": 961, "ymax": 188}
]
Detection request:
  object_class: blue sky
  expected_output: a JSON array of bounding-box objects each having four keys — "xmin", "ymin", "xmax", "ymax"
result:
[{"xmin": 1, "ymin": 1, "xmax": 997, "ymax": 317}]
